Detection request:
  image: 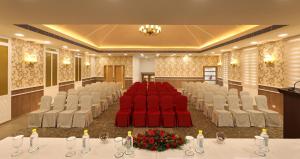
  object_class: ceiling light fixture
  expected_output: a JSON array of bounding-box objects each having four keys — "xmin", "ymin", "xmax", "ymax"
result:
[
  {"xmin": 211, "ymin": 52, "xmax": 215, "ymax": 54},
  {"xmin": 278, "ymin": 33, "xmax": 288, "ymax": 38},
  {"xmin": 15, "ymin": 33, "xmax": 24, "ymax": 37},
  {"xmin": 139, "ymin": 25, "xmax": 161, "ymax": 36},
  {"xmin": 250, "ymin": 41, "xmax": 258, "ymax": 45},
  {"xmin": 233, "ymin": 46, "xmax": 238, "ymax": 49},
  {"xmin": 156, "ymin": 54, "xmax": 160, "ymax": 57},
  {"xmin": 171, "ymin": 54, "xmax": 176, "ymax": 56},
  {"xmin": 108, "ymin": 53, "xmax": 112, "ymax": 56},
  {"xmin": 188, "ymin": 53, "xmax": 192, "ymax": 56},
  {"xmin": 74, "ymin": 49, "xmax": 80, "ymax": 52},
  {"xmin": 124, "ymin": 53, "xmax": 128, "ymax": 56},
  {"xmin": 62, "ymin": 45, "xmax": 68, "ymax": 49},
  {"xmin": 140, "ymin": 53, "xmax": 144, "ymax": 57},
  {"xmin": 44, "ymin": 41, "xmax": 51, "ymax": 44}
]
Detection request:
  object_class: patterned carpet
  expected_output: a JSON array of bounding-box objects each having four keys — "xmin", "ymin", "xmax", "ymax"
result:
[{"xmin": 16, "ymin": 103, "xmax": 283, "ymax": 139}]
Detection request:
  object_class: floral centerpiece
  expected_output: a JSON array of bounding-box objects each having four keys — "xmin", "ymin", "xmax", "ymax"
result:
[{"xmin": 133, "ymin": 129, "xmax": 185, "ymax": 152}]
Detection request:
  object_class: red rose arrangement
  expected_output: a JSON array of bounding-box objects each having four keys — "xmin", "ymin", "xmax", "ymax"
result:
[{"xmin": 133, "ymin": 129, "xmax": 185, "ymax": 152}]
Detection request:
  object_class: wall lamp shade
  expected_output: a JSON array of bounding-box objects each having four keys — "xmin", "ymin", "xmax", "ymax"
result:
[
  {"xmin": 85, "ymin": 61, "xmax": 90, "ymax": 66},
  {"xmin": 230, "ymin": 58, "xmax": 238, "ymax": 66},
  {"xmin": 24, "ymin": 52, "xmax": 38, "ymax": 64},
  {"xmin": 63, "ymin": 57, "xmax": 71, "ymax": 65},
  {"xmin": 264, "ymin": 54, "xmax": 275, "ymax": 64},
  {"xmin": 217, "ymin": 61, "xmax": 222, "ymax": 66}
]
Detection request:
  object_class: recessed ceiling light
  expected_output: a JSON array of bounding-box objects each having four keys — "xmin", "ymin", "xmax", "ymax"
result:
[
  {"xmin": 278, "ymin": 33, "xmax": 288, "ymax": 38},
  {"xmin": 250, "ymin": 41, "xmax": 258, "ymax": 45},
  {"xmin": 188, "ymin": 53, "xmax": 192, "ymax": 56},
  {"xmin": 14, "ymin": 33, "xmax": 24, "ymax": 37},
  {"xmin": 108, "ymin": 53, "xmax": 112, "ymax": 56},
  {"xmin": 221, "ymin": 49, "xmax": 226, "ymax": 52},
  {"xmin": 75, "ymin": 49, "xmax": 80, "ymax": 52},
  {"xmin": 233, "ymin": 46, "xmax": 238, "ymax": 49},
  {"xmin": 85, "ymin": 51, "xmax": 89, "ymax": 54},
  {"xmin": 140, "ymin": 53, "xmax": 144, "ymax": 57},
  {"xmin": 211, "ymin": 52, "xmax": 215, "ymax": 54},
  {"xmin": 89, "ymin": 53, "xmax": 96, "ymax": 56},
  {"xmin": 156, "ymin": 53, "xmax": 160, "ymax": 57},
  {"xmin": 124, "ymin": 53, "xmax": 128, "ymax": 56},
  {"xmin": 44, "ymin": 41, "xmax": 51, "ymax": 44},
  {"xmin": 171, "ymin": 53, "xmax": 176, "ymax": 56},
  {"xmin": 62, "ymin": 45, "xmax": 68, "ymax": 49}
]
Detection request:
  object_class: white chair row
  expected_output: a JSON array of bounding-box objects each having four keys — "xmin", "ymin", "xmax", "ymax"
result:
[
  {"xmin": 182, "ymin": 82, "xmax": 282, "ymax": 127},
  {"xmin": 28, "ymin": 82, "xmax": 122, "ymax": 128}
]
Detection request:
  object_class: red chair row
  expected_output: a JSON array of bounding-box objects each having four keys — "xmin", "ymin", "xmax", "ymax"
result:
[{"xmin": 115, "ymin": 95, "xmax": 192, "ymax": 127}]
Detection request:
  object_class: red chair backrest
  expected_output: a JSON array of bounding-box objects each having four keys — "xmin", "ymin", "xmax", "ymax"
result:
[
  {"xmin": 175, "ymin": 95, "xmax": 188, "ymax": 111},
  {"xmin": 134, "ymin": 95, "xmax": 146, "ymax": 111},
  {"xmin": 160, "ymin": 95, "xmax": 173, "ymax": 112},
  {"xmin": 120, "ymin": 96, "xmax": 132, "ymax": 111},
  {"xmin": 147, "ymin": 95, "xmax": 159, "ymax": 111}
]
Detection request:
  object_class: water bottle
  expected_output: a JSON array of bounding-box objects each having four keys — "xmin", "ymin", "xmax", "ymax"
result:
[
  {"xmin": 81, "ymin": 129, "xmax": 91, "ymax": 154},
  {"xmin": 196, "ymin": 130, "xmax": 204, "ymax": 154},
  {"xmin": 29, "ymin": 129, "xmax": 39, "ymax": 153},
  {"xmin": 125, "ymin": 131, "xmax": 134, "ymax": 155},
  {"xmin": 260, "ymin": 128, "xmax": 269, "ymax": 152}
]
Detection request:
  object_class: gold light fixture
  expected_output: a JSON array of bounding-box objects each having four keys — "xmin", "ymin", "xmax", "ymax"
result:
[
  {"xmin": 24, "ymin": 52, "xmax": 38, "ymax": 64},
  {"xmin": 230, "ymin": 58, "xmax": 238, "ymax": 66},
  {"xmin": 63, "ymin": 57, "xmax": 71, "ymax": 65},
  {"xmin": 264, "ymin": 54, "xmax": 275, "ymax": 65},
  {"xmin": 139, "ymin": 25, "xmax": 161, "ymax": 36}
]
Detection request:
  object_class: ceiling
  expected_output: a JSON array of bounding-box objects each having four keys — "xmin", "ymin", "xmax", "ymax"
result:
[
  {"xmin": 42, "ymin": 25, "xmax": 258, "ymax": 49},
  {"xmin": 1, "ymin": 0, "xmax": 300, "ymax": 24}
]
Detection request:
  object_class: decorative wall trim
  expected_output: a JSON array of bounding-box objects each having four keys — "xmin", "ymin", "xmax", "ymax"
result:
[
  {"xmin": 15, "ymin": 25, "xmax": 286, "ymax": 53},
  {"xmin": 258, "ymin": 85, "xmax": 282, "ymax": 93},
  {"xmin": 58, "ymin": 81, "xmax": 74, "ymax": 92},
  {"xmin": 228, "ymin": 80, "xmax": 243, "ymax": 92},
  {"xmin": 11, "ymin": 85, "xmax": 44, "ymax": 96},
  {"xmin": 217, "ymin": 78, "xmax": 223, "ymax": 86}
]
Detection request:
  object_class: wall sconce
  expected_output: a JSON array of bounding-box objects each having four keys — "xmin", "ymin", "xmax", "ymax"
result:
[
  {"xmin": 264, "ymin": 54, "xmax": 275, "ymax": 65},
  {"xmin": 24, "ymin": 52, "xmax": 38, "ymax": 64},
  {"xmin": 230, "ymin": 58, "xmax": 238, "ymax": 66},
  {"xmin": 85, "ymin": 61, "xmax": 90, "ymax": 66},
  {"xmin": 217, "ymin": 61, "xmax": 222, "ymax": 66},
  {"xmin": 182, "ymin": 55, "xmax": 189, "ymax": 63},
  {"xmin": 63, "ymin": 57, "xmax": 71, "ymax": 65}
]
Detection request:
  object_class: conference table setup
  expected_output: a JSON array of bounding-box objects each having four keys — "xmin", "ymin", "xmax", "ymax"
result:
[{"xmin": 1, "ymin": 135, "xmax": 300, "ymax": 159}]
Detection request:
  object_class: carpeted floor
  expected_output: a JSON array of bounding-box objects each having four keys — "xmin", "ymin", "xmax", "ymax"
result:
[{"xmin": 15, "ymin": 103, "xmax": 283, "ymax": 139}]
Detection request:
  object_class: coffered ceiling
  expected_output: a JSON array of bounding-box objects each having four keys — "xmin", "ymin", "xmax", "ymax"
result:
[{"xmin": 42, "ymin": 25, "xmax": 259, "ymax": 50}]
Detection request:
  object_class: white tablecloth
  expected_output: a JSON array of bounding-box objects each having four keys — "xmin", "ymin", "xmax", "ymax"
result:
[{"xmin": 1, "ymin": 137, "xmax": 300, "ymax": 159}]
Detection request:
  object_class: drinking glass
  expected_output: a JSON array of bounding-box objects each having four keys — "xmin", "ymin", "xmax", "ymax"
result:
[
  {"xmin": 11, "ymin": 135, "xmax": 24, "ymax": 157},
  {"xmin": 216, "ymin": 132, "xmax": 226, "ymax": 144},
  {"xmin": 254, "ymin": 136, "xmax": 266, "ymax": 157},
  {"xmin": 114, "ymin": 137, "xmax": 124, "ymax": 158},
  {"xmin": 65, "ymin": 136, "xmax": 76, "ymax": 157},
  {"xmin": 185, "ymin": 136, "xmax": 195, "ymax": 157},
  {"xmin": 99, "ymin": 132, "xmax": 109, "ymax": 144}
]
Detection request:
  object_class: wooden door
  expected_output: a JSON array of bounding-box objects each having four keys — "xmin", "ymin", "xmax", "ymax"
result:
[
  {"xmin": 115, "ymin": 65, "xmax": 125, "ymax": 88},
  {"xmin": 104, "ymin": 65, "xmax": 114, "ymax": 82}
]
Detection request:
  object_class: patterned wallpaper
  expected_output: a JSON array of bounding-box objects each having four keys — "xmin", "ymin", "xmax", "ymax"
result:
[
  {"xmin": 11, "ymin": 38, "xmax": 44, "ymax": 90},
  {"xmin": 229, "ymin": 50, "xmax": 242, "ymax": 81},
  {"xmin": 258, "ymin": 40, "xmax": 285, "ymax": 87},
  {"xmin": 95, "ymin": 56, "xmax": 133, "ymax": 77},
  {"xmin": 58, "ymin": 49, "xmax": 75, "ymax": 82},
  {"xmin": 155, "ymin": 56, "xmax": 218, "ymax": 77},
  {"xmin": 81, "ymin": 54, "xmax": 91, "ymax": 79}
]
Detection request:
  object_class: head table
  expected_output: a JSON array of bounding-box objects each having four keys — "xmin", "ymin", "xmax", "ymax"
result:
[{"xmin": 1, "ymin": 137, "xmax": 300, "ymax": 159}]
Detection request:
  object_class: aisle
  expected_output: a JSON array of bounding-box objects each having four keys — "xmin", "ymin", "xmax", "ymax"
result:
[{"xmin": 14, "ymin": 102, "xmax": 283, "ymax": 139}]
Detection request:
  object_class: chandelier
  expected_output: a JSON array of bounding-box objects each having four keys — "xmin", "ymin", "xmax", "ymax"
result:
[{"xmin": 139, "ymin": 25, "xmax": 161, "ymax": 36}]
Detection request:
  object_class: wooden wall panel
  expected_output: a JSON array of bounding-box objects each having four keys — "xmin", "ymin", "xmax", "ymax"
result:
[
  {"xmin": 59, "ymin": 81, "xmax": 74, "ymax": 92},
  {"xmin": 228, "ymin": 80, "xmax": 243, "ymax": 94},
  {"xmin": 82, "ymin": 77, "xmax": 97, "ymax": 87},
  {"xmin": 155, "ymin": 77, "xmax": 204, "ymax": 89},
  {"xmin": 217, "ymin": 78, "xmax": 223, "ymax": 86},
  {"xmin": 0, "ymin": 45, "xmax": 8, "ymax": 96},
  {"xmin": 11, "ymin": 86, "xmax": 44, "ymax": 119},
  {"xmin": 258, "ymin": 85, "xmax": 283, "ymax": 115}
]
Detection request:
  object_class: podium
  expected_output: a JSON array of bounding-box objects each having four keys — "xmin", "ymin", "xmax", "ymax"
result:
[{"xmin": 278, "ymin": 88, "xmax": 300, "ymax": 138}]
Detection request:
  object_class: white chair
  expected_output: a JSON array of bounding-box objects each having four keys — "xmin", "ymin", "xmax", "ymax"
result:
[
  {"xmin": 241, "ymin": 96, "xmax": 265, "ymax": 127},
  {"xmin": 228, "ymin": 88, "xmax": 238, "ymax": 96},
  {"xmin": 195, "ymin": 90, "xmax": 204, "ymax": 111},
  {"xmin": 228, "ymin": 95, "xmax": 250, "ymax": 127},
  {"xmin": 255, "ymin": 95, "xmax": 282, "ymax": 127},
  {"xmin": 42, "ymin": 95, "xmax": 66, "ymax": 127},
  {"xmin": 28, "ymin": 96, "xmax": 52, "ymax": 128},
  {"xmin": 72, "ymin": 95, "xmax": 93, "ymax": 128},
  {"xmin": 203, "ymin": 92, "xmax": 214, "ymax": 118},
  {"xmin": 57, "ymin": 95, "xmax": 79, "ymax": 128},
  {"xmin": 58, "ymin": 91, "xmax": 67, "ymax": 96},
  {"xmin": 91, "ymin": 92, "xmax": 102, "ymax": 117},
  {"xmin": 240, "ymin": 91, "xmax": 250, "ymax": 97},
  {"xmin": 68, "ymin": 89, "xmax": 78, "ymax": 95},
  {"xmin": 99, "ymin": 90, "xmax": 109, "ymax": 111},
  {"xmin": 211, "ymin": 95, "xmax": 234, "ymax": 127}
]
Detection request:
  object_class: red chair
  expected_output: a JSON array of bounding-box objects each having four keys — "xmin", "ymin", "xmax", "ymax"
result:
[
  {"xmin": 160, "ymin": 95, "xmax": 176, "ymax": 127},
  {"xmin": 115, "ymin": 96, "xmax": 132, "ymax": 127},
  {"xmin": 147, "ymin": 96, "xmax": 160, "ymax": 127},
  {"xmin": 132, "ymin": 95, "xmax": 147, "ymax": 127},
  {"xmin": 175, "ymin": 95, "xmax": 192, "ymax": 127}
]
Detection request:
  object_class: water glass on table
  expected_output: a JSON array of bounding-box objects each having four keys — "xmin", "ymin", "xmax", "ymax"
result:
[
  {"xmin": 11, "ymin": 135, "xmax": 24, "ymax": 157},
  {"xmin": 65, "ymin": 136, "xmax": 76, "ymax": 157}
]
